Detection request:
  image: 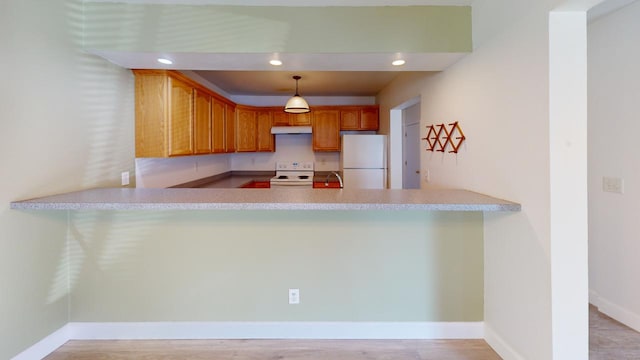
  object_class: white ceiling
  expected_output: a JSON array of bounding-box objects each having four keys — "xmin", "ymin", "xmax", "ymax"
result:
[
  {"xmin": 95, "ymin": 50, "xmax": 465, "ymax": 96},
  {"xmin": 90, "ymin": 0, "xmax": 473, "ymax": 96},
  {"xmin": 194, "ymin": 71, "xmax": 433, "ymax": 97}
]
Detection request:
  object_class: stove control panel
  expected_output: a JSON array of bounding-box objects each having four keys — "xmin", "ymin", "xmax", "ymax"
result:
[{"xmin": 275, "ymin": 161, "xmax": 314, "ymax": 171}]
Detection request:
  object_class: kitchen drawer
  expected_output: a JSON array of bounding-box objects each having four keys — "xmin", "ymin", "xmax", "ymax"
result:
[
  {"xmin": 313, "ymin": 181, "xmax": 342, "ymax": 189},
  {"xmin": 240, "ymin": 180, "xmax": 271, "ymax": 188}
]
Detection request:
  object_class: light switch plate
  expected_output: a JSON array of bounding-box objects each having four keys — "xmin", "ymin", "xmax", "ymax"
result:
[
  {"xmin": 603, "ymin": 176, "xmax": 623, "ymax": 194},
  {"xmin": 121, "ymin": 171, "xmax": 130, "ymax": 186}
]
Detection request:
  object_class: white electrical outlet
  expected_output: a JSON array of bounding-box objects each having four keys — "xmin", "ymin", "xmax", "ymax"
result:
[
  {"xmin": 603, "ymin": 176, "xmax": 624, "ymax": 194},
  {"xmin": 121, "ymin": 171, "xmax": 130, "ymax": 186},
  {"xmin": 288, "ymin": 289, "xmax": 300, "ymax": 305}
]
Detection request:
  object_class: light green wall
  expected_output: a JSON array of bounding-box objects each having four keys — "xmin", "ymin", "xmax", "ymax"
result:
[
  {"xmin": 2, "ymin": 0, "xmax": 481, "ymax": 356},
  {"xmin": 0, "ymin": 0, "xmax": 134, "ymax": 357},
  {"xmin": 376, "ymin": 1, "xmax": 560, "ymax": 358},
  {"xmin": 69, "ymin": 210, "xmax": 483, "ymax": 322},
  {"xmin": 84, "ymin": 3, "xmax": 472, "ymax": 53},
  {"xmin": 0, "ymin": 211, "xmax": 68, "ymax": 359}
]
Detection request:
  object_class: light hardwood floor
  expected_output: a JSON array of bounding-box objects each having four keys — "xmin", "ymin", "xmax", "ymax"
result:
[
  {"xmin": 590, "ymin": 304, "xmax": 640, "ymax": 359},
  {"xmin": 43, "ymin": 339, "xmax": 501, "ymax": 360},
  {"xmin": 42, "ymin": 306, "xmax": 640, "ymax": 360}
]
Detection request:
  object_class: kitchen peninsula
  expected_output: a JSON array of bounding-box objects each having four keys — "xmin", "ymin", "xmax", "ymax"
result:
[{"xmin": 10, "ymin": 188, "xmax": 520, "ymax": 212}]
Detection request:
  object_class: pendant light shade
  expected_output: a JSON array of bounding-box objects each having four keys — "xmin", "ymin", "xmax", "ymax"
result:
[{"xmin": 284, "ymin": 76, "xmax": 310, "ymax": 113}]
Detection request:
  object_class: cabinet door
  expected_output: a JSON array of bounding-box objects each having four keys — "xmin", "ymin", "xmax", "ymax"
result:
[
  {"xmin": 340, "ymin": 109, "xmax": 360, "ymax": 130},
  {"xmin": 313, "ymin": 110, "xmax": 341, "ymax": 151},
  {"xmin": 257, "ymin": 110, "xmax": 275, "ymax": 152},
  {"xmin": 290, "ymin": 112, "xmax": 311, "ymax": 126},
  {"xmin": 168, "ymin": 77, "xmax": 194, "ymax": 156},
  {"xmin": 361, "ymin": 107, "xmax": 379, "ymax": 130},
  {"xmin": 212, "ymin": 98, "xmax": 226, "ymax": 153},
  {"xmin": 236, "ymin": 107, "xmax": 257, "ymax": 152},
  {"xmin": 134, "ymin": 73, "xmax": 167, "ymax": 157},
  {"xmin": 193, "ymin": 89, "xmax": 212, "ymax": 154},
  {"xmin": 225, "ymin": 104, "xmax": 236, "ymax": 153},
  {"xmin": 272, "ymin": 111, "xmax": 289, "ymax": 126}
]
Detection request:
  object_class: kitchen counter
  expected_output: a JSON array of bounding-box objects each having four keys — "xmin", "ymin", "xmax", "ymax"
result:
[
  {"xmin": 171, "ymin": 172, "xmax": 274, "ymax": 189},
  {"xmin": 10, "ymin": 188, "xmax": 520, "ymax": 212},
  {"xmin": 172, "ymin": 171, "xmax": 340, "ymax": 189},
  {"xmin": 197, "ymin": 175, "xmax": 273, "ymax": 189}
]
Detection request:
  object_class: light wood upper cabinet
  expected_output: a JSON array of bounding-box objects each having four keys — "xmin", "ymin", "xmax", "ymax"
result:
[
  {"xmin": 225, "ymin": 104, "xmax": 236, "ymax": 153},
  {"xmin": 340, "ymin": 106, "xmax": 379, "ymax": 131},
  {"xmin": 232, "ymin": 106, "xmax": 275, "ymax": 153},
  {"xmin": 236, "ymin": 106, "xmax": 257, "ymax": 152},
  {"xmin": 212, "ymin": 98, "xmax": 226, "ymax": 153},
  {"xmin": 340, "ymin": 109, "xmax": 360, "ymax": 130},
  {"xmin": 271, "ymin": 110, "xmax": 311, "ymax": 126},
  {"xmin": 134, "ymin": 70, "xmax": 240, "ymax": 157},
  {"xmin": 193, "ymin": 89, "xmax": 212, "ymax": 155},
  {"xmin": 257, "ymin": 110, "xmax": 275, "ymax": 152},
  {"xmin": 168, "ymin": 76, "xmax": 194, "ymax": 156},
  {"xmin": 134, "ymin": 72, "xmax": 167, "ymax": 157},
  {"xmin": 134, "ymin": 70, "xmax": 379, "ymax": 157},
  {"xmin": 312, "ymin": 109, "xmax": 341, "ymax": 152},
  {"xmin": 360, "ymin": 107, "xmax": 379, "ymax": 130},
  {"xmin": 290, "ymin": 112, "xmax": 311, "ymax": 126},
  {"xmin": 272, "ymin": 111, "xmax": 289, "ymax": 126}
]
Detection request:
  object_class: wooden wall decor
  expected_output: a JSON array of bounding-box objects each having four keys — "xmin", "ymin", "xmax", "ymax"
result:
[{"xmin": 422, "ymin": 121, "xmax": 466, "ymax": 153}]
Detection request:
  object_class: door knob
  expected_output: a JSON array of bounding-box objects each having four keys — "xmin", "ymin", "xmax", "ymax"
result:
[{"xmin": 415, "ymin": 170, "xmax": 420, "ymax": 174}]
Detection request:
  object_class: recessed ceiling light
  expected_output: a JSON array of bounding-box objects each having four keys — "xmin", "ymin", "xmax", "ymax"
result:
[
  {"xmin": 157, "ymin": 58, "xmax": 173, "ymax": 65},
  {"xmin": 392, "ymin": 59, "xmax": 406, "ymax": 66},
  {"xmin": 269, "ymin": 59, "xmax": 283, "ymax": 66}
]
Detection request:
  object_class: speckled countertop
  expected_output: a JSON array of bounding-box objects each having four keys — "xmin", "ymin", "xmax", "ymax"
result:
[
  {"xmin": 178, "ymin": 172, "xmax": 340, "ymax": 189},
  {"xmin": 10, "ymin": 188, "xmax": 521, "ymax": 212}
]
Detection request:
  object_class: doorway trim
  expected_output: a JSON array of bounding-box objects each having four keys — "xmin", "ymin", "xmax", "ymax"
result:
[{"xmin": 389, "ymin": 96, "xmax": 421, "ymax": 189}]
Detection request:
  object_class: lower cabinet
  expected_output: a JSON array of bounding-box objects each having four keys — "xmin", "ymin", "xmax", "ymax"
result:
[
  {"xmin": 240, "ymin": 180, "xmax": 271, "ymax": 188},
  {"xmin": 313, "ymin": 181, "xmax": 341, "ymax": 188}
]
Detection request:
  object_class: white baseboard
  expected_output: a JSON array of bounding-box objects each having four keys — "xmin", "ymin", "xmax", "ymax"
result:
[
  {"xmin": 484, "ymin": 324, "xmax": 525, "ymax": 360},
  {"xmin": 589, "ymin": 289, "xmax": 602, "ymax": 307},
  {"xmin": 11, "ymin": 324, "xmax": 70, "ymax": 360},
  {"xmin": 68, "ymin": 321, "xmax": 484, "ymax": 340},
  {"xmin": 590, "ymin": 291, "xmax": 640, "ymax": 333},
  {"xmin": 13, "ymin": 321, "xmax": 483, "ymax": 359}
]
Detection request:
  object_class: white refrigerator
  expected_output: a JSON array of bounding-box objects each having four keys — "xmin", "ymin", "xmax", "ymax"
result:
[{"xmin": 340, "ymin": 134, "xmax": 387, "ymax": 189}]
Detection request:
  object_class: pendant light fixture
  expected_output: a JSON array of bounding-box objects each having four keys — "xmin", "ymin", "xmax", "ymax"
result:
[{"xmin": 284, "ymin": 75, "xmax": 310, "ymax": 113}]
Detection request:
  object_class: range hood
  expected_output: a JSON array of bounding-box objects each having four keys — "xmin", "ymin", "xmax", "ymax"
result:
[{"xmin": 271, "ymin": 126, "xmax": 312, "ymax": 134}]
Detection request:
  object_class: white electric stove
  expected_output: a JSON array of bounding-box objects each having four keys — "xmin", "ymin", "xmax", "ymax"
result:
[{"xmin": 270, "ymin": 161, "xmax": 314, "ymax": 188}]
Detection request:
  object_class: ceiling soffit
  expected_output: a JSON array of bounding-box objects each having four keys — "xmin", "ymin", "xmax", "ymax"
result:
[{"xmin": 85, "ymin": 2, "xmax": 471, "ymax": 96}]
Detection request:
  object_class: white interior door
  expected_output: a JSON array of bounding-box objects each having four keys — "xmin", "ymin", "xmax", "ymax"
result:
[{"xmin": 403, "ymin": 105, "xmax": 421, "ymax": 189}]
